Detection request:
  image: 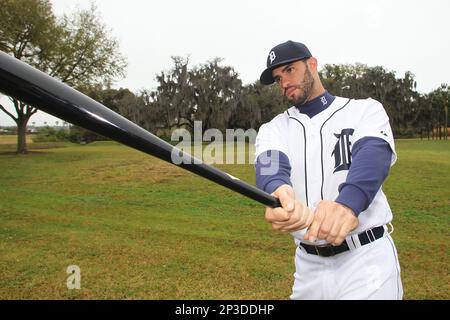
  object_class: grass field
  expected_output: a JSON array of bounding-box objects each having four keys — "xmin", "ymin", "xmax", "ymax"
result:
[{"xmin": 0, "ymin": 136, "xmax": 448, "ymax": 299}]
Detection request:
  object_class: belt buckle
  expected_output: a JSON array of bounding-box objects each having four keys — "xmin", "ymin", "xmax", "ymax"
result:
[
  {"xmin": 315, "ymin": 244, "xmax": 335, "ymax": 257},
  {"xmin": 368, "ymin": 228, "xmax": 376, "ymax": 242}
]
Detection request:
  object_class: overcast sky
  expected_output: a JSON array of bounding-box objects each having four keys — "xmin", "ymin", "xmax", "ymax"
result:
[{"xmin": 1, "ymin": 0, "xmax": 449, "ymax": 126}]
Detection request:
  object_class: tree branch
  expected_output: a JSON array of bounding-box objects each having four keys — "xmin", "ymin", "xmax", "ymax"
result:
[
  {"xmin": 12, "ymin": 98, "xmax": 22, "ymax": 114},
  {"xmin": 64, "ymin": 54, "xmax": 101, "ymax": 84},
  {"xmin": 61, "ymin": 42, "xmax": 91, "ymax": 83},
  {"xmin": 29, "ymin": 107, "xmax": 38, "ymax": 116},
  {"xmin": 0, "ymin": 103, "xmax": 18, "ymax": 122},
  {"xmin": 26, "ymin": 105, "xmax": 38, "ymax": 117},
  {"xmin": 49, "ymin": 54, "xmax": 68, "ymax": 77}
]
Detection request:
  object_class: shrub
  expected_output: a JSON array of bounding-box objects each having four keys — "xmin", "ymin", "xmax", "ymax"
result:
[{"xmin": 33, "ymin": 126, "xmax": 70, "ymax": 142}]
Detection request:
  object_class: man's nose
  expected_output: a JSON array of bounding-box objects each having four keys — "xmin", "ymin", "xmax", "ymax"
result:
[{"xmin": 280, "ymin": 78, "xmax": 290, "ymax": 90}]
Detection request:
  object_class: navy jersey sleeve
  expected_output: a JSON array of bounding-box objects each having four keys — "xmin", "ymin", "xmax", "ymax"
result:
[
  {"xmin": 255, "ymin": 150, "xmax": 292, "ymax": 194},
  {"xmin": 335, "ymin": 137, "xmax": 393, "ymax": 216}
]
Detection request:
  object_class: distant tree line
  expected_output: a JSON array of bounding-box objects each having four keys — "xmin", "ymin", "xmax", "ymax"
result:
[
  {"xmin": 89, "ymin": 57, "xmax": 448, "ymax": 141},
  {"xmin": 0, "ymin": 0, "xmax": 448, "ymax": 153},
  {"xmin": 86, "ymin": 56, "xmax": 288, "ymax": 140},
  {"xmin": 320, "ymin": 64, "xmax": 448, "ymax": 140}
]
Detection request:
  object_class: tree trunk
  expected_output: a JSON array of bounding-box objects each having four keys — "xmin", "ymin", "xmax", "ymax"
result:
[
  {"xmin": 445, "ymin": 104, "xmax": 448, "ymax": 140},
  {"xmin": 16, "ymin": 117, "xmax": 29, "ymax": 154}
]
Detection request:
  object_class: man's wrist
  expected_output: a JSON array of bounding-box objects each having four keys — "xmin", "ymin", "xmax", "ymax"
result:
[
  {"xmin": 335, "ymin": 184, "xmax": 368, "ymax": 216},
  {"xmin": 336, "ymin": 201, "xmax": 357, "ymax": 217},
  {"xmin": 265, "ymin": 180, "xmax": 291, "ymax": 195},
  {"xmin": 273, "ymin": 183, "xmax": 293, "ymax": 194}
]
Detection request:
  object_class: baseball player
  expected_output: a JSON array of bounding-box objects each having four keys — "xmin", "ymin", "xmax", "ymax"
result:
[{"xmin": 255, "ymin": 40, "xmax": 403, "ymax": 300}]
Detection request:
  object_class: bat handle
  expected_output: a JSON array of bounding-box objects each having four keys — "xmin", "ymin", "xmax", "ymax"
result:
[
  {"xmin": 271, "ymin": 197, "xmax": 282, "ymax": 208},
  {"xmin": 258, "ymin": 191, "xmax": 282, "ymax": 208},
  {"xmin": 268, "ymin": 193, "xmax": 306, "ymax": 240}
]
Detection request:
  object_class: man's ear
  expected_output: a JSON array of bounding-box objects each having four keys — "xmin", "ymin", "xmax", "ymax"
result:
[{"xmin": 307, "ymin": 57, "xmax": 318, "ymax": 72}]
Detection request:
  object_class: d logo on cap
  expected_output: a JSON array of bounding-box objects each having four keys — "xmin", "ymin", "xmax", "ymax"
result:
[
  {"xmin": 269, "ymin": 51, "xmax": 276, "ymax": 65},
  {"xmin": 260, "ymin": 40, "xmax": 312, "ymax": 85}
]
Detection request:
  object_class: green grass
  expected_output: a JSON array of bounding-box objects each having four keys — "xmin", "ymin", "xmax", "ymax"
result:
[
  {"xmin": 0, "ymin": 137, "xmax": 448, "ymax": 299},
  {"xmin": 0, "ymin": 134, "xmax": 69, "ymax": 153},
  {"xmin": 383, "ymin": 139, "xmax": 450, "ymax": 299}
]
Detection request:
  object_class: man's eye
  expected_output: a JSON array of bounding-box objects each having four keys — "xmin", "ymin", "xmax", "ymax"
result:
[{"xmin": 287, "ymin": 67, "xmax": 294, "ymax": 73}]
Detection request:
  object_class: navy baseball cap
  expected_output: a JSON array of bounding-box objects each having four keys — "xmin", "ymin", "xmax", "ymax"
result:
[{"xmin": 260, "ymin": 40, "xmax": 312, "ymax": 85}]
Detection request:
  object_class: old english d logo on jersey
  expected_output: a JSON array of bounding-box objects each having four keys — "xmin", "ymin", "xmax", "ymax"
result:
[{"xmin": 332, "ymin": 128, "xmax": 354, "ymax": 173}]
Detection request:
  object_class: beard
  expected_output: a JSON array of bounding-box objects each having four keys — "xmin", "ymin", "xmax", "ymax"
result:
[{"xmin": 284, "ymin": 67, "xmax": 315, "ymax": 106}]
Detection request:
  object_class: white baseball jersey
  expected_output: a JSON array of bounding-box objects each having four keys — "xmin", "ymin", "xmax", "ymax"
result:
[{"xmin": 255, "ymin": 96, "xmax": 396, "ymax": 244}]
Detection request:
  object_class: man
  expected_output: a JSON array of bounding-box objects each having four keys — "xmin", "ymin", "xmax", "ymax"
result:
[{"xmin": 255, "ymin": 40, "xmax": 403, "ymax": 300}]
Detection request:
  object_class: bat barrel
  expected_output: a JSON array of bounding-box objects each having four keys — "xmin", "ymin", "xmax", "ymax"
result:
[{"xmin": 0, "ymin": 51, "xmax": 281, "ymax": 208}]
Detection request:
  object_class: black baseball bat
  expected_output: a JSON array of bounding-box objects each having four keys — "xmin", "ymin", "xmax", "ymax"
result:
[{"xmin": 0, "ymin": 51, "xmax": 281, "ymax": 208}]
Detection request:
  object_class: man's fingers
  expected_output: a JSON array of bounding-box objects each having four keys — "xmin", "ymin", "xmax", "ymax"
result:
[
  {"xmin": 325, "ymin": 219, "xmax": 341, "ymax": 244},
  {"xmin": 279, "ymin": 220, "xmax": 308, "ymax": 233},
  {"xmin": 302, "ymin": 200, "xmax": 360, "ymax": 244},
  {"xmin": 304, "ymin": 209, "xmax": 324, "ymax": 242},
  {"xmin": 305, "ymin": 221, "xmax": 319, "ymax": 242},
  {"xmin": 277, "ymin": 188, "xmax": 295, "ymax": 212},
  {"xmin": 272, "ymin": 201, "xmax": 314, "ymax": 230},
  {"xmin": 292, "ymin": 205, "xmax": 315, "ymax": 232},
  {"xmin": 304, "ymin": 206, "xmax": 315, "ymax": 226},
  {"xmin": 318, "ymin": 212, "xmax": 338, "ymax": 240},
  {"xmin": 265, "ymin": 207, "xmax": 290, "ymax": 222},
  {"xmin": 332, "ymin": 222, "xmax": 355, "ymax": 246}
]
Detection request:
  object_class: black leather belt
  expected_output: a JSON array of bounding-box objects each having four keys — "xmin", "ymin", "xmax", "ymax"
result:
[{"xmin": 299, "ymin": 225, "xmax": 385, "ymax": 257}]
